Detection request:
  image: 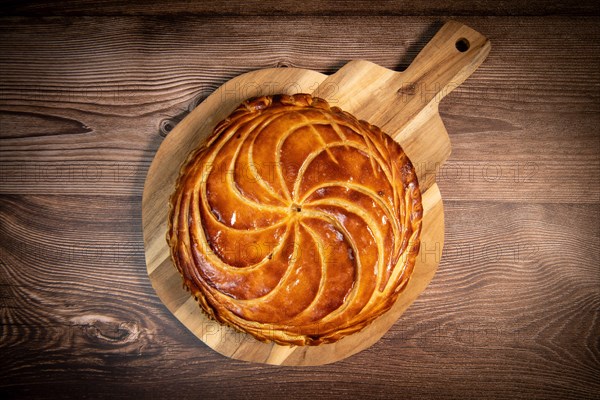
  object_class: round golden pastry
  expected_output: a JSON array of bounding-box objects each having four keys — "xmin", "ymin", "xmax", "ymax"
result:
[{"xmin": 167, "ymin": 93, "xmax": 422, "ymax": 346}]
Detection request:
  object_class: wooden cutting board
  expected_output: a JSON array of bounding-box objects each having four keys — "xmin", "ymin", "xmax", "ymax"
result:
[{"xmin": 142, "ymin": 21, "xmax": 490, "ymax": 365}]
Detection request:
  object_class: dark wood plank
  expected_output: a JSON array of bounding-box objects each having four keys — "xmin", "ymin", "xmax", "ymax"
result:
[
  {"xmin": 0, "ymin": 0, "xmax": 598, "ymax": 16},
  {"xmin": 1, "ymin": 17, "xmax": 599, "ymax": 203},
  {"xmin": 0, "ymin": 195, "xmax": 598, "ymax": 398}
]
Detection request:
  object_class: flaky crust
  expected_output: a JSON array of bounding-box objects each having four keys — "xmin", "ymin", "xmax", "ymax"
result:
[{"xmin": 167, "ymin": 94, "xmax": 422, "ymax": 346}]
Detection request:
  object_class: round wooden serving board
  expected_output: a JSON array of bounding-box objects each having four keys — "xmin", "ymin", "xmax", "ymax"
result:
[{"xmin": 142, "ymin": 21, "xmax": 490, "ymax": 365}]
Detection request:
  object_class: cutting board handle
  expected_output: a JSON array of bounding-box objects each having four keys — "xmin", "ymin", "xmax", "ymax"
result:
[
  {"xmin": 314, "ymin": 21, "xmax": 491, "ymax": 147},
  {"xmin": 401, "ymin": 21, "xmax": 491, "ymax": 104}
]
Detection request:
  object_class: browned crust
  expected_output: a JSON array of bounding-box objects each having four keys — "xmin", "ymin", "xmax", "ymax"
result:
[{"xmin": 167, "ymin": 93, "xmax": 422, "ymax": 346}]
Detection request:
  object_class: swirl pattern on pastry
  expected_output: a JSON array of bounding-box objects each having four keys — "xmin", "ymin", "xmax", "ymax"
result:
[{"xmin": 167, "ymin": 94, "xmax": 422, "ymax": 345}]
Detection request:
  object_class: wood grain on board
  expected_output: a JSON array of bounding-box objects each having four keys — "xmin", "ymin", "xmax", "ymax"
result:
[{"xmin": 0, "ymin": 11, "xmax": 599, "ymax": 399}]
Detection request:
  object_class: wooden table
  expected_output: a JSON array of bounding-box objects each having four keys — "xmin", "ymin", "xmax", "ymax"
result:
[{"xmin": 1, "ymin": 2, "xmax": 599, "ymax": 398}]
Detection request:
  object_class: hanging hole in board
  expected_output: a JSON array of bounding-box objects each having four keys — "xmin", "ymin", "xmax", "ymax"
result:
[{"xmin": 455, "ymin": 38, "xmax": 470, "ymax": 52}]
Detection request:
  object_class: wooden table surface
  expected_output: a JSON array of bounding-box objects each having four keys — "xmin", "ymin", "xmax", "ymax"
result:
[{"xmin": 1, "ymin": 2, "xmax": 599, "ymax": 399}]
